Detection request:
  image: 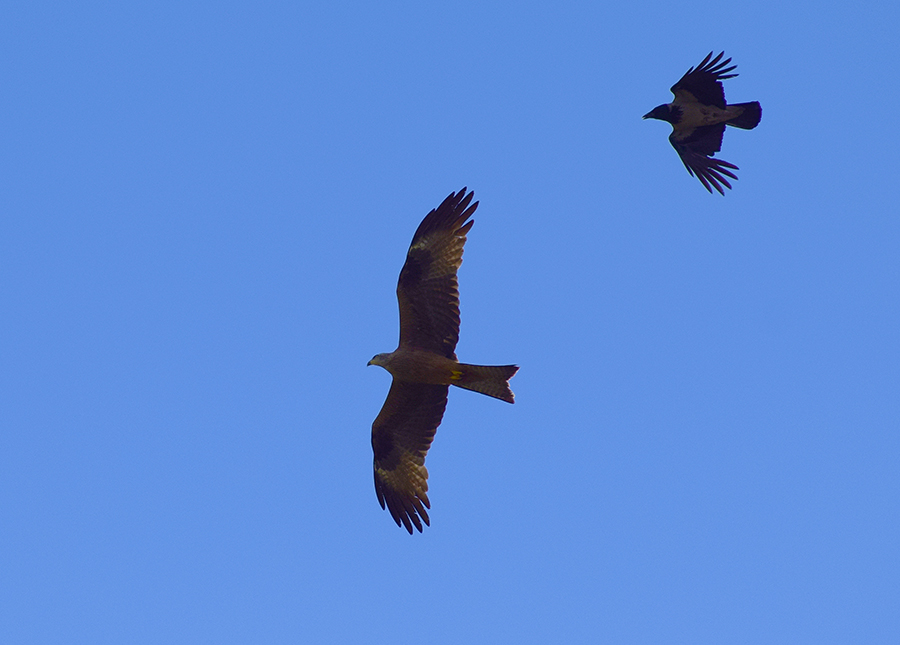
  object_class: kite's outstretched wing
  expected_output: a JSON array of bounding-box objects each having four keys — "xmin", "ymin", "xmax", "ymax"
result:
[
  {"xmin": 372, "ymin": 381, "xmax": 450, "ymax": 533},
  {"xmin": 671, "ymin": 51, "xmax": 738, "ymax": 109},
  {"xmin": 396, "ymin": 188, "xmax": 477, "ymax": 359},
  {"xmin": 669, "ymin": 125, "xmax": 738, "ymax": 195}
]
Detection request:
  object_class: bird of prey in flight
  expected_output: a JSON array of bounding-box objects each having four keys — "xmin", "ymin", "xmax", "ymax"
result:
[
  {"xmin": 368, "ymin": 188, "xmax": 518, "ymax": 534},
  {"xmin": 643, "ymin": 52, "xmax": 761, "ymax": 194}
]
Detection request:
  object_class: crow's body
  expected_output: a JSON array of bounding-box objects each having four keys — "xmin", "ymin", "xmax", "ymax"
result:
[{"xmin": 644, "ymin": 52, "xmax": 761, "ymax": 194}]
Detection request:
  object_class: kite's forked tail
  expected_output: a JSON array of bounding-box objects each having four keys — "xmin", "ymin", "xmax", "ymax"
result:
[{"xmin": 453, "ymin": 364, "xmax": 519, "ymax": 403}]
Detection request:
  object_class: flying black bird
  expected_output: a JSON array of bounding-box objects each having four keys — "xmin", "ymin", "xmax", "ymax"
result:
[
  {"xmin": 643, "ymin": 52, "xmax": 761, "ymax": 194},
  {"xmin": 368, "ymin": 189, "xmax": 518, "ymax": 534}
]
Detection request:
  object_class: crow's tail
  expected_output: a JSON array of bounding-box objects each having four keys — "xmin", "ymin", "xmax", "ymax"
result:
[{"xmin": 728, "ymin": 101, "xmax": 762, "ymax": 129}]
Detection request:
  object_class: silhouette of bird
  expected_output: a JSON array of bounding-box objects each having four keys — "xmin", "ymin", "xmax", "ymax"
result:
[
  {"xmin": 368, "ymin": 188, "xmax": 518, "ymax": 533},
  {"xmin": 644, "ymin": 52, "xmax": 761, "ymax": 194}
]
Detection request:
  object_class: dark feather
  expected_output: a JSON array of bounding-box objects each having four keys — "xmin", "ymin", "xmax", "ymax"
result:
[
  {"xmin": 673, "ymin": 123, "xmax": 726, "ymax": 157},
  {"xmin": 397, "ymin": 188, "xmax": 476, "ymax": 358},
  {"xmin": 671, "ymin": 51, "xmax": 737, "ymax": 109},
  {"xmin": 670, "ymin": 130, "xmax": 739, "ymax": 195},
  {"xmin": 372, "ymin": 382, "xmax": 449, "ymax": 534}
]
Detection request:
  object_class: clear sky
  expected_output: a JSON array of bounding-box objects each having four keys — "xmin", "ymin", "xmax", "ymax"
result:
[{"xmin": 3, "ymin": 2, "xmax": 898, "ymax": 643}]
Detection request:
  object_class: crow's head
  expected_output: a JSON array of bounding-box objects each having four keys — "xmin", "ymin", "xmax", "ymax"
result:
[{"xmin": 643, "ymin": 104, "xmax": 681, "ymax": 124}]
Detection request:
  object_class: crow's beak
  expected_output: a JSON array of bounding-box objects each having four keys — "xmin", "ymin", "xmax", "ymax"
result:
[{"xmin": 642, "ymin": 112, "xmax": 651, "ymax": 120}]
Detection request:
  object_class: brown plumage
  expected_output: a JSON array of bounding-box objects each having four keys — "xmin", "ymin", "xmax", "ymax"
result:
[{"xmin": 367, "ymin": 188, "xmax": 518, "ymax": 534}]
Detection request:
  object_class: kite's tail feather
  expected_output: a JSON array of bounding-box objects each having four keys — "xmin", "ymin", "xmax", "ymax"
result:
[
  {"xmin": 454, "ymin": 364, "xmax": 519, "ymax": 403},
  {"xmin": 727, "ymin": 101, "xmax": 762, "ymax": 129}
]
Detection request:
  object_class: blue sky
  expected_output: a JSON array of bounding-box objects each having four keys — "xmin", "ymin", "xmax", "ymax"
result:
[{"xmin": 3, "ymin": 2, "xmax": 899, "ymax": 643}]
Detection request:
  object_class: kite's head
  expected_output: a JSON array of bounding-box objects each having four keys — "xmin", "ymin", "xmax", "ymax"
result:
[
  {"xmin": 368, "ymin": 353, "xmax": 388, "ymax": 368},
  {"xmin": 642, "ymin": 103, "xmax": 680, "ymax": 124}
]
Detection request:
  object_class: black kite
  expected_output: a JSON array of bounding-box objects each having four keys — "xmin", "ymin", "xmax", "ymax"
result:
[{"xmin": 368, "ymin": 188, "xmax": 518, "ymax": 534}]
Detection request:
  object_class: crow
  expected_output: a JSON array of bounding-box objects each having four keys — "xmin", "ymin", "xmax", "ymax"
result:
[{"xmin": 643, "ymin": 52, "xmax": 761, "ymax": 195}]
